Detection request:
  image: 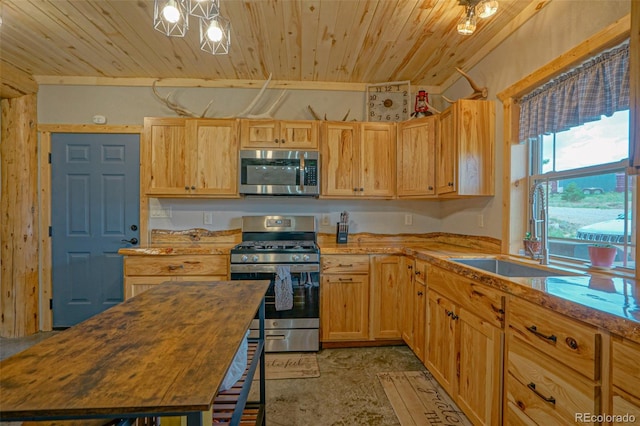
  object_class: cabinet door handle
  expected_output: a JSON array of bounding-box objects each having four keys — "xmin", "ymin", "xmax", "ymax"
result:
[
  {"xmin": 184, "ymin": 186, "xmax": 190, "ymax": 190},
  {"xmin": 337, "ymin": 264, "xmax": 353, "ymax": 267},
  {"xmin": 359, "ymin": 187, "xmax": 364, "ymax": 191},
  {"xmin": 445, "ymin": 309, "xmax": 452, "ymax": 317},
  {"xmin": 526, "ymin": 325, "xmax": 557, "ymax": 343},
  {"xmin": 448, "ymin": 182, "xmax": 454, "ymax": 186},
  {"xmin": 337, "ymin": 278, "xmax": 353, "ymax": 282},
  {"xmin": 428, "ymin": 186, "xmax": 434, "ymax": 190},
  {"xmin": 280, "ymin": 139, "xmax": 286, "ymax": 144},
  {"xmin": 415, "ymin": 270, "xmax": 421, "ymax": 276},
  {"xmin": 167, "ymin": 264, "xmax": 185, "ymax": 271},
  {"xmin": 274, "ymin": 138, "xmax": 279, "ymax": 143},
  {"xmin": 527, "ymin": 383, "xmax": 556, "ymax": 405},
  {"xmin": 417, "ymin": 291, "xmax": 423, "ymax": 296}
]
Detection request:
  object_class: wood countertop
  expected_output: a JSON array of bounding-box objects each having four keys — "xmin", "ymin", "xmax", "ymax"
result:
[
  {"xmin": 320, "ymin": 241, "xmax": 640, "ymax": 343},
  {"xmin": 116, "ymin": 234, "xmax": 639, "ymax": 344},
  {"xmin": 0, "ymin": 280, "xmax": 269, "ymax": 422}
]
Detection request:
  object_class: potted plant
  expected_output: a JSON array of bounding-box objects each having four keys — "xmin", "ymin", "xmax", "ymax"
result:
[
  {"xmin": 587, "ymin": 244, "xmax": 617, "ymax": 268},
  {"xmin": 523, "ymin": 232, "xmax": 541, "ymax": 257}
]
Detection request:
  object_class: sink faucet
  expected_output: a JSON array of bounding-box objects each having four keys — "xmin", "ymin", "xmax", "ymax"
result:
[{"xmin": 528, "ymin": 182, "xmax": 549, "ymax": 265}]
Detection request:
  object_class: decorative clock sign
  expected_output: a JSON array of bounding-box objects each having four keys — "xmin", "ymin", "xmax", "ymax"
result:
[{"xmin": 366, "ymin": 81, "xmax": 411, "ymax": 122}]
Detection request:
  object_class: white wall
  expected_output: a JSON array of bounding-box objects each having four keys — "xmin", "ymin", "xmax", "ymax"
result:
[
  {"xmin": 440, "ymin": 0, "xmax": 630, "ymax": 239},
  {"xmin": 36, "ymin": 0, "xmax": 630, "ymax": 238},
  {"xmin": 148, "ymin": 198, "xmax": 442, "ymax": 236}
]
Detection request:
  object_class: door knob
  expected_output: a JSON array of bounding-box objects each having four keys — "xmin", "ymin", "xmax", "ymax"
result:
[{"xmin": 121, "ymin": 238, "xmax": 138, "ymax": 245}]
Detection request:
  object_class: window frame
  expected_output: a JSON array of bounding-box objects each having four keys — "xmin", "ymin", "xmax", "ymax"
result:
[{"xmin": 497, "ymin": 16, "xmax": 638, "ymax": 279}]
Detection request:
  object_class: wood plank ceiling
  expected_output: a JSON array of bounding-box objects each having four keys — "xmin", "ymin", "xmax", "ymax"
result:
[{"xmin": 0, "ymin": 0, "xmax": 548, "ymax": 98}]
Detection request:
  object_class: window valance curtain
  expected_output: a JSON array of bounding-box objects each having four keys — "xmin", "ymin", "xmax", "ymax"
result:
[{"xmin": 518, "ymin": 42, "xmax": 629, "ymax": 142}]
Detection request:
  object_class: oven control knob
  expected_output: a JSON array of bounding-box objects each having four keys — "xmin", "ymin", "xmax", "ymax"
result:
[
  {"xmin": 252, "ymin": 255, "xmax": 259, "ymax": 262},
  {"xmin": 303, "ymin": 254, "xmax": 310, "ymax": 261},
  {"xmin": 241, "ymin": 255, "xmax": 249, "ymax": 262},
  {"xmin": 292, "ymin": 254, "xmax": 300, "ymax": 261}
]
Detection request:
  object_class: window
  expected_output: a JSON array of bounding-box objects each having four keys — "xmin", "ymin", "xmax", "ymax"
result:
[{"xmin": 529, "ymin": 110, "xmax": 636, "ymax": 270}]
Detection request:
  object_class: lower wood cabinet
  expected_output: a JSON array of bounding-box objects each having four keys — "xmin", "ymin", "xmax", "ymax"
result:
[
  {"xmin": 123, "ymin": 255, "xmax": 229, "ymax": 299},
  {"xmin": 370, "ymin": 255, "xmax": 403, "ymax": 340},
  {"xmin": 506, "ymin": 295, "xmax": 601, "ymax": 425},
  {"xmin": 506, "ymin": 336, "xmax": 599, "ymax": 425},
  {"xmin": 426, "ymin": 265, "xmax": 504, "ymax": 426},
  {"xmin": 612, "ymin": 337, "xmax": 640, "ymax": 424},
  {"xmin": 320, "ymin": 255, "xmax": 370, "ymax": 341},
  {"xmin": 321, "ymin": 254, "xmax": 405, "ymax": 343},
  {"xmin": 401, "ymin": 258, "xmax": 427, "ymax": 362}
]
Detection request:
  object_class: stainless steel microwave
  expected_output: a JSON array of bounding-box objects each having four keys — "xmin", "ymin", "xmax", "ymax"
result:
[{"xmin": 238, "ymin": 150, "xmax": 320, "ymax": 196}]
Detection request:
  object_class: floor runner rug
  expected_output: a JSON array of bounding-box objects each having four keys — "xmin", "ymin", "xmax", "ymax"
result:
[
  {"xmin": 378, "ymin": 371, "xmax": 472, "ymax": 425},
  {"xmin": 257, "ymin": 353, "xmax": 320, "ymax": 380}
]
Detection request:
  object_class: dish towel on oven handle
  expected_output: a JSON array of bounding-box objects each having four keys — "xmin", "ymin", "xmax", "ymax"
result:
[{"xmin": 275, "ymin": 265, "xmax": 293, "ymax": 311}]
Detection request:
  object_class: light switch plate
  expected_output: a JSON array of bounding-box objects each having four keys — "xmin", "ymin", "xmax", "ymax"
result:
[
  {"xmin": 150, "ymin": 207, "xmax": 172, "ymax": 218},
  {"xmin": 204, "ymin": 212, "xmax": 214, "ymax": 225}
]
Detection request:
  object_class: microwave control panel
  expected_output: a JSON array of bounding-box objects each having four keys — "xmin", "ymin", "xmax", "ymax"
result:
[{"xmin": 304, "ymin": 160, "xmax": 318, "ymax": 186}]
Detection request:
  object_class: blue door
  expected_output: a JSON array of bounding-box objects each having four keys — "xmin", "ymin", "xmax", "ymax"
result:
[{"xmin": 51, "ymin": 133, "xmax": 140, "ymax": 327}]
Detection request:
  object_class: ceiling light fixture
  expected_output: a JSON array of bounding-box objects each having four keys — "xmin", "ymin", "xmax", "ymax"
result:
[
  {"xmin": 153, "ymin": 0, "xmax": 231, "ymax": 55},
  {"xmin": 457, "ymin": 0, "xmax": 498, "ymax": 36}
]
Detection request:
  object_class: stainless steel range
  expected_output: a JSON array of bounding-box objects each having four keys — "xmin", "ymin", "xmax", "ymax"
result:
[{"xmin": 230, "ymin": 215, "xmax": 320, "ymax": 352}]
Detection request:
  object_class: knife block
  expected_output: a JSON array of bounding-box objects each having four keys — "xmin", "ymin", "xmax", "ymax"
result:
[{"xmin": 336, "ymin": 223, "xmax": 349, "ymax": 244}]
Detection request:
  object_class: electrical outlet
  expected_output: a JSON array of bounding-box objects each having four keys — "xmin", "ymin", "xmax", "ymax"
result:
[
  {"xmin": 404, "ymin": 214, "xmax": 413, "ymax": 226},
  {"xmin": 204, "ymin": 212, "xmax": 214, "ymax": 225},
  {"xmin": 477, "ymin": 214, "xmax": 484, "ymax": 228},
  {"xmin": 321, "ymin": 214, "xmax": 330, "ymax": 226},
  {"xmin": 150, "ymin": 207, "xmax": 171, "ymax": 218}
]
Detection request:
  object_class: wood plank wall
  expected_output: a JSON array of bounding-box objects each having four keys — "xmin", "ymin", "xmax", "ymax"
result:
[{"xmin": 1, "ymin": 94, "xmax": 39, "ymax": 337}]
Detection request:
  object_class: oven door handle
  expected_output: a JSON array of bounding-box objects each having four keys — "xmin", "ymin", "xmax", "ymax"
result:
[{"xmin": 266, "ymin": 335, "xmax": 286, "ymax": 340}]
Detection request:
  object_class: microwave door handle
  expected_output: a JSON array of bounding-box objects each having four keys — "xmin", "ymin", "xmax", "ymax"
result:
[{"xmin": 299, "ymin": 157, "xmax": 305, "ymax": 190}]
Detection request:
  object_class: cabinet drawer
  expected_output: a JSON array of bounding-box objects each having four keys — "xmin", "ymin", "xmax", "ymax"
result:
[
  {"xmin": 124, "ymin": 255, "xmax": 229, "ymax": 276},
  {"xmin": 428, "ymin": 266, "xmax": 505, "ymax": 328},
  {"xmin": 322, "ymin": 255, "xmax": 369, "ymax": 274},
  {"xmin": 124, "ymin": 275, "xmax": 227, "ymax": 299},
  {"xmin": 507, "ymin": 337, "xmax": 600, "ymax": 425},
  {"xmin": 508, "ymin": 296, "xmax": 599, "ymax": 380}
]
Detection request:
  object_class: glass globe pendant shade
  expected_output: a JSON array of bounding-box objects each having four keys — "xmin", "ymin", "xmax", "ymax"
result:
[
  {"xmin": 200, "ymin": 14, "xmax": 231, "ymax": 55},
  {"xmin": 189, "ymin": 0, "xmax": 220, "ymax": 19},
  {"xmin": 154, "ymin": 0, "xmax": 188, "ymax": 37},
  {"xmin": 476, "ymin": 0, "xmax": 498, "ymax": 19},
  {"xmin": 457, "ymin": 7, "xmax": 476, "ymax": 35}
]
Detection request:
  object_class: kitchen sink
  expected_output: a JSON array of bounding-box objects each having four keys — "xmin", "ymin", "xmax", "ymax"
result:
[{"xmin": 450, "ymin": 258, "xmax": 576, "ymax": 278}]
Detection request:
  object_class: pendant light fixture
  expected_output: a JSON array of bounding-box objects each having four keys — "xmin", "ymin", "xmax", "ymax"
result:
[
  {"xmin": 153, "ymin": 0, "xmax": 231, "ymax": 55},
  {"xmin": 200, "ymin": 14, "xmax": 231, "ymax": 55},
  {"xmin": 456, "ymin": 0, "xmax": 498, "ymax": 36}
]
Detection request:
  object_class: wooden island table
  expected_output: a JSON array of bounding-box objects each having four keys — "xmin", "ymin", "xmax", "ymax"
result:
[{"xmin": 0, "ymin": 280, "xmax": 269, "ymax": 426}]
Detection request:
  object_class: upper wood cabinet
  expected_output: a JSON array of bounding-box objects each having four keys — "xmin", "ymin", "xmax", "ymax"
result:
[
  {"xmin": 397, "ymin": 116, "xmax": 437, "ymax": 198},
  {"xmin": 240, "ymin": 119, "xmax": 318, "ymax": 149},
  {"xmin": 142, "ymin": 117, "xmax": 239, "ymax": 197},
  {"xmin": 321, "ymin": 121, "xmax": 396, "ymax": 198},
  {"xmin": 436, "ymin": 100, "xmax": 495, "ymax": 196}
]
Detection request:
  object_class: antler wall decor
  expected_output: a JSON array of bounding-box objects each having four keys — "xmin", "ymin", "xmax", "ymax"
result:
[
  {"xmin": 152, "ymin": 80, "xmax": 214, "ymax": 117},
  {"xmin": 151, "ymin": 73, "xmax": 287, "ymax": 119},
  {"xmin": 307, "ymin": 105, "xmax": 351, "ymax": 121},
  {"xmin": 442, "ymin": 67, "xmax": 488, "ymax": 103}
]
